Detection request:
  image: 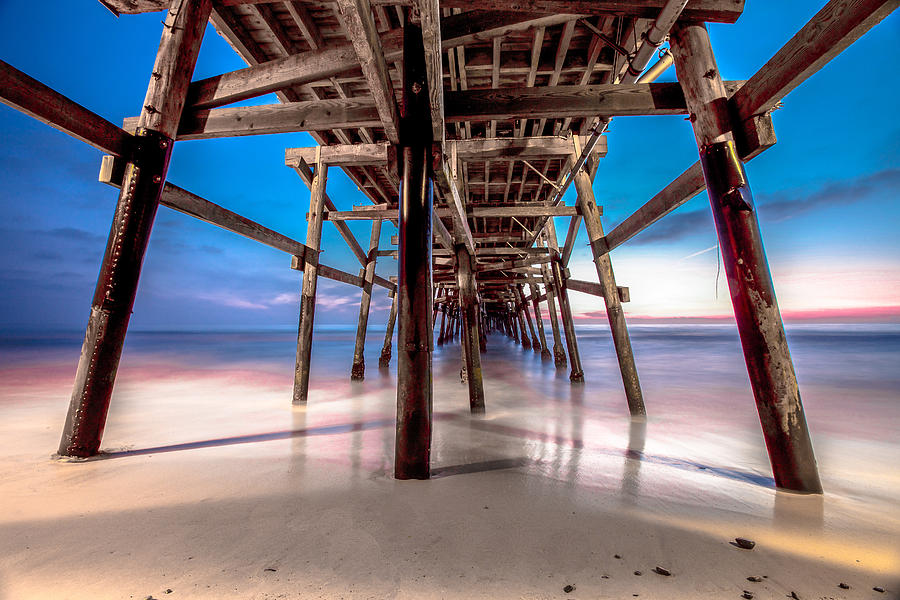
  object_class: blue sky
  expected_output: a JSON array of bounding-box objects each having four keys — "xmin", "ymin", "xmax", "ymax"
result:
[{"xmin": 1, "ymin": 2, "xmax": 898, "ymax": 330}]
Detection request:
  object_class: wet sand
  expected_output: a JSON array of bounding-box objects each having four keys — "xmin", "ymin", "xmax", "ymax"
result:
[{"xmin": 0, "ymin": 327, "xmax": 897, "ymax": 599}]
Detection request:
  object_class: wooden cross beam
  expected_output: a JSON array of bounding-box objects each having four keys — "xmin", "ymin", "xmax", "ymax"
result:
[
  {"xmin": 185, "ymin": 12, "xmax": 578, "ymax": 111},
  {"xmin": 127, "ymin": 83, "xmax": 743, "ymax": 141},
  {"xmin": 322, "ymin": 205, "xmax": 582, "ymax": 221},
  {"xmin": 435, "ymin": 0, "xmax": 745, "ymax": 22},
  {"xmin": 335, "ymin": 0, "xmax": 400, "ymax": 143},
  {"xmin": 284, "ymin": 135, "xmax": 608, "ymax": 167},
  {"xmin": 1, "ymin": 59, "xmax": 132, "ymax": 157},
  {"xmin": 445, "ymin": 81, "xmax": 745, "ymax": 122},
  {"xmin": 102, "ymin": 0, "xmax": 744, "ymax": 22},
  {"xmin": 290, "ymin": 159, "xmax": 369, "ymax": 266}
]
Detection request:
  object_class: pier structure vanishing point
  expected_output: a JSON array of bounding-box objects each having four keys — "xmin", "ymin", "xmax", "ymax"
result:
[{"xmin": 3, "ymin": 0, "xmax": 897, "ymax": 493}]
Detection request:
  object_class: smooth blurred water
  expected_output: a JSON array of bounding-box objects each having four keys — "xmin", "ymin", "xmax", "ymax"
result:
[{"xmin": 3, "ymin": 322, "xmax": 897, "ymax": 436}]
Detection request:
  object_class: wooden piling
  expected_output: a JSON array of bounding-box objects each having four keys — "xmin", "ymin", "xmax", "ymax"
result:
[
  {"xmin": 456, "ymin": 245, "xmax": 485, "ymax": 413},
  {"xmin": 551, "ymin": 258, "xmax": 585, "ymax": 383},
  {"xmin": 58, "ymin": 0, "xmax": 212, "ymax": 457},
  {"xmin": 351, "ymin": 218, "xmax": 383, "ymax": 380},
  {"xmin": 437, "ymin": 303, "xmax": 447, "ymax": 345},
  {"xmin": 671, "ymin": 21, "xmax": 821, "ymax": 493},
  {"xmin": 571, "ymin": 145, "xmax": 646, "ymax": 416},
  {"xmin": 379, "ymin": 289, "xmax": 398, "ymax": 368},
  {"xmin": 530, "ymin": 282, "xmax": 552, "ymax": 360},
  {"xmin": 540, "ymin": 259, "xmax": 567, "ymax": 369},
  {"xmin": 516, "ymin": 300, "xmax": 532, "ymax": 350},
  {"xmin": 518, "ymin": 284, "xmax": 541, "ymax": 352},
  {"xmin": 293, "ymin": 148, "xmax": 328, "ymax": 404},
  {"xmin": 395, "ymin": 20, "xmax": 433, "ymax": 481}
]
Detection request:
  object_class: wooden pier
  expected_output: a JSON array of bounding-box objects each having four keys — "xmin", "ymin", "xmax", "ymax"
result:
[{"xmin": 2, "ymin": 0, "xmax": 897, "ymax": 493}]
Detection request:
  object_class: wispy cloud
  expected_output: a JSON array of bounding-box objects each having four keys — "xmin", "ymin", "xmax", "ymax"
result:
[
  {"xmin": 617, "ymin": 168, "xmax": 899, "ymax": 245},
  {"xmin": 759, "ymin": 168, "xmax": 900, "ymax": 222}
]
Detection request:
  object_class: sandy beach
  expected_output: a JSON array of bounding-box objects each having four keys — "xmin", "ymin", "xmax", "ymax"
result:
[{"xmin": 0, "ymin": 326, "xmax": 898, "ymax": 599}]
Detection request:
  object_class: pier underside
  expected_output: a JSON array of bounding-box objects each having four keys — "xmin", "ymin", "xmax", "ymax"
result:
[{"xmin": 2, "ymin": 0, "xmax": 897, "ymax": 495}]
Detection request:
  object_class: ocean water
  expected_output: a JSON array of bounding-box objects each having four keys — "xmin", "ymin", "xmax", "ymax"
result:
[{"xmin": 1, "ymin": 323, "xmax": 898, "ymax": 498}]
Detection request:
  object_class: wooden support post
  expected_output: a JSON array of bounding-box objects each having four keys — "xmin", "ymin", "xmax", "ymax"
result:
[
  {"xmin": 519, "ymin": 284, "xmax": 541, "ymax": 352},
  {"xmin": 431, "ymin": 287, "xmax": 441, "ymax": 332},
  {"xmin": 509, "ymin": 305, "xmax": 520, "ymax": 343},
  {"xmin": 552, "ymin": 258, "xmax": 585, "ymax": 383},
  {"xmin": 293, "ymin": 149, "xmax": 328, "ymax": 404},
  {"xmin": 479, "ymin": 309, "xmax": 487, "ymax": 352},
  {"xmin": 671, "ymin": 22, "xmax": 821, "ymax": 493},
  {"xmin": 516, "ymin": 300, "xmax": 532, "ymax": 350},
  {"xmin": 571, "ymin": 147, "xmax": 646, "ymax": 416},
  {"xmin": 540, "ymin": 260, "xmax": 567, "ymax": 368},
  {"xmin": 437, "ymin": 304, "xmax": 448, "ymax": 345},
  {"xmin": 395, "ymin": 19, "xmax": 433, "ymax": 480},
  {"xmin": 58, "ymin": 0, "xmax": 212, "ymax": 457},
  {"xmin": 456, "ymin": 246, "xmax": 485, "ymax": 413},
  {"xmin": 530, "ymin": 282, "xmax": 551, "ymax": 360},
  {"xmin": 351, "ymin": 218, "xmax": 383, "ymax": 380},
  {"xmin": 380, "ymin": 289, "xmax": 398, "ymax": 368}
]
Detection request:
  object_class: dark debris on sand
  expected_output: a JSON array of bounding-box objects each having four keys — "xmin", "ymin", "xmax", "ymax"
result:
[{"xmin": 733, "ymin": 537, "xmax": 756, "ymax": 550}]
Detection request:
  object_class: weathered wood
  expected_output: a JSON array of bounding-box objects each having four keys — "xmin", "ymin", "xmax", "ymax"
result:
[
  {"xmin": 286, "ymin": 143, "xmax": 390, "ymax": 167},
  {"xmin": 436, "ymin": 0, "xmax": 745, "ymax": 22},
  {"xmin": 435, "ymin": 247, "xmax": 549, "ymax": 257},
  {"xmin": 186, "ymin": 12, "xmax": 575, "ymax": 111},
  {"xmin": 0, "ymin": 60, "xmax": 132, "ymax": 157},
  {"xmin": 561, "ymin": 214, "xmax": 582, "ymax": 267},
  {"xmin": 351, "ymin": 219, "xmax": 382, "ymax": 380},
  {"xmin": 325, "ymin": 205, "xmax": 581, "ymax": 221},
  {"xmin": 380, "ymin": 289, "xmax": 399, "ymax": 367},
  {"xmin": 106, "ymin": 0, "xmax": 743, "ymax": 21},
  {"xmin": 138, "ymin": 0, "xmax": 212, "ymax": 137},
  {"xmin": 529, "ymin": 282, "xmax": 551, "ymax": 359},
  {"xmin": 539, "ymin": 239, "xmax": 566, "ymax": 369},
  {"xmin": 734, "ymin": 113, "xmax": 777, "ymax": 161},
  {"xmin": 188, "ymin": 44, "xmax": 363, "ymax": 110},
  {"xmin": 133, "ymin": 82, "xmax": 741, "ymax": 141},
  {"xmin": 730, "ymin": 0, "xmax": 899, "ymax": 120},
  {"xmin": 456, "ymin": 246, "xmax": 486, "ymax": 413},
  {"xmin": 291, "ymin": 159, "xmax": 368, "ymax": 265},
  {"xmin": 336, "ymin": 0, "xmax": 400, "ymax": 143},
  {"xmin": 546, "ymin": 223, "xmax": 583, "ymax": 382},
  {"xmin": 58, "ymin": 0, "xmax": 212, "ymax": 458},
  {"xmin": 435, "ymin": 161, "xmax": 477, "ymax": 254},
  {"xmin": 672, "ymin": 21, "xmax": 822, "ymax": 494},
  {"xmin": 571, "ymin": 144, "xmax": 645, "ymax": 415},
  {"xmin": 432, "ymin": 212, "xmax": 454, "ymax": 252},
  {"xmin": 126, "ymin": 99, "xmax": 381, "ymax": 140},
  {"xmin": 518, "ymin": 285, "xmax": 541, "ymax": 352},
  {"xmin": 418, "ymin": 0, "xmax": 444, "ymax": 144},
  {"xmin": 445, "ymin": 82, "xmax": 745, "ymax": 122},
  {"xmin": 293, "ymin": 151, "xmax": 328, "ymax": 405},
  {"xmin": 456, "ymin": 135, "xmax": 607, "ymax": 161},
  {"xmin": 284, "ymin": 136, "xmax": 607, "ymax": 166}
]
